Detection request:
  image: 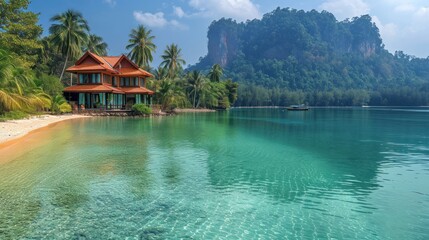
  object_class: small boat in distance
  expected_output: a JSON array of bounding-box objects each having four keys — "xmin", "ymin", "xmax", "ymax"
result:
[{"xmin": 286, "ymin": 104, "xmax": 309, "ymax": 111}]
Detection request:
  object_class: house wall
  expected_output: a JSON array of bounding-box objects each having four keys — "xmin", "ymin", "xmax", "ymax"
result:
[
  {"xmin": 118, "ymin": 59, "xmax": 133, "ymax": 68},
  {"xmin": 80, "ymin": 56, "xmax": 99, "ymax": 65}
]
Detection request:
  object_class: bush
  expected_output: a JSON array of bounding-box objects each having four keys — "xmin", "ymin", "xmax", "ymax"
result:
[
  {"xmin": 0, "ymin": 110, "xmax": 29, "ymax": 122},
  {"xmin": 131, "ymin": 104, "xmax": 152, "ymax": 115},
  {"xmin": 51, "ymin": 95, "xmax": 72, "ymax": 114}
]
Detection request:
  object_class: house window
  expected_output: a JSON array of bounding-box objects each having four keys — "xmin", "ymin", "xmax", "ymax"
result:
[
  {"xmin": 79, "ymin": 73, "xmax": 100, "ymax": 84},
  {"xmin": 140, "ymin": 78, "xmax": 144, "ymax": 87},
  {"xmin": 121, "ymin": 77, "xmax": 134, "ymax": 87}
]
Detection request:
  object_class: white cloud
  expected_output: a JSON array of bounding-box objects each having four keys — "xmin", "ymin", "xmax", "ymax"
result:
[
  {"xmin": 415, "ymin": 7, "xmax": 429, "ymax": 17},
  {"xmin": 319, "ymin": 0, "xmax": 370, "ymax": 20},
  {"xmin": 173, "ymin": 6, "xmax": 186, "ymax": 18},
  {"xmin": 394, "ymin": 3, "xmax": 416, "ymax": 12},
  {"xmin": 365, "ymin": 1, "xmax": 429, "ymax": 57},
  {"xmin": 372, "ymin": 16, "xmax": 397, "ymax": 39},
  {"xmin": 134, "ymin": 12, "xmax": 168, "ymax": 28},
  {"xmin": 188, "ymin": 0, "xmax": 261, "ymax": 21},
  {"xmin": 104, "ymin": 0, "xmax": 116, "ymax": 7},
  {"xmin": 133, "ymin": 11, "xmax": 188, "ymax": 30}
]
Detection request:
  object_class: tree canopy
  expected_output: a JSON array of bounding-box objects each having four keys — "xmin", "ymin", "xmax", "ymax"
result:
[
  {"xmin": 192, "ymin": 8, "xmax": 429, "ymax": 106},
  {"xmin": 126, "ymin": 25, "xmax": 156, "ymax": 68}
]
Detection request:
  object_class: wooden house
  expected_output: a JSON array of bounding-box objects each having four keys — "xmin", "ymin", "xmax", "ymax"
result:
[{"xmin": 63, "ymin": 51, "xmax": 154, "ymax": 110}]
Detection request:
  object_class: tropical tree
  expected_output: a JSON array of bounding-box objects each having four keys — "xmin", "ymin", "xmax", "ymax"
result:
[
  {"xmin": 126, "ymin": 25, "xmax": 156, "ymax": 68},
  {"xmin": 0, "ymin": 49, "xmax": 51, "ymax": 113},
  {"xmin": 84, "ymin": 34, "xmax": 108, "ymax": 55},
  {"xmin": 0, "ymin": 0, "xmax": 42, "ymax": 67},
  {"xmin": 50, "ymin": 95, "xmax": 72, "ymax": 114},
  {"xmin": 49, "ymin": 10, "xmax": 90, "ymax": 81},
  {"xmin": 160, "ymin": 44, "xmax": 186, "ymax": 79},
  {"xmin": 186, "ymin": 71, "xmax": 208, "ymax": 108},
  {"xmin": 156, "ymin": 80, "xmax": 188, "ymax": 110},
  {"xmin": 153, "ymin": 66, "xmax": 168, "ymax": 81},
  {"xmin": 208, "ymin": 64, "xmax": 223, "ymax": 82},
  {"xmin": 224, "ymin": 79, "xmax": 239, "ymax": 105}
]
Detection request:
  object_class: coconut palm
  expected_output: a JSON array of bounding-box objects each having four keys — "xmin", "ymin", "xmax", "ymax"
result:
[
  {"xmin": 85, "ymin": 34, "xmax": 108, "ymax": 55},
  {"xmin": 0, "ymin": 49, "xmax": 51, "ymax": 113},
  {"xmin": 186, "ymin": 71, "xmax": 208, "ymax": 108},
  {"xmin": 126, "ymin": 25, "xmax": 156, "ymax": 68},
  {"xmin": 51, "ymin": 95, "xmax": 72, "ymax": 114},
  {"xmin": 156, "ymin": 80, "xmax": 187, "ymax": 111},
  {"xmin": 49, "ymin": 10, "xmax": 89, "ymax": 81},
  {"xmin": 208, "ymin": 64, "xmax": 223, "ymax": 82},
  {"xmin": 153, "ymin": 66, "xmax": 168, "ymax": 81},
  {"xmin": 160, "ymin": 44, "xmax": 186, "ymax": 79}
]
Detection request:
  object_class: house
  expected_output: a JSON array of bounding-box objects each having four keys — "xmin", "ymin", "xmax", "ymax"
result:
[{"xmin": 63, "ymin": 51, "xmax": 154, "ymax": 110}]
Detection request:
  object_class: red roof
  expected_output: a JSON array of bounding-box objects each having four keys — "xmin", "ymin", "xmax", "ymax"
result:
[
  {"xmin": 118, "ymin": 68, "xmax": 153, "ymax": 77},
  {"xmin": 63, "ymin": 84, "xmax": 124, "ymax": 94},
  {"xmin": 66, "ymin": 51, "xmax": 153, "ymax": 78},
  {"xmin": 103, "ymin": 56, "xmax": 121, "ymax": 67},
  {"xmin": 67, "ymin": 64, "xmax": 110, "ymax": 72},
  {"xmin": 120, "ymin": 87, "xmax": 154, "ymax": 94}
]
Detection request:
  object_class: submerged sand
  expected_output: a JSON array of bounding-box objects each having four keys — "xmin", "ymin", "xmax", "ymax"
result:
[{"xmin": 0, "ymin": 114, "xmax": 90, "ymax": 145}]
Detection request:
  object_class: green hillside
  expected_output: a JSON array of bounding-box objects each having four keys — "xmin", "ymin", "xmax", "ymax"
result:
[{"xmin": 192, "ymin": 8, "xmax": 429, "ymax": 106}]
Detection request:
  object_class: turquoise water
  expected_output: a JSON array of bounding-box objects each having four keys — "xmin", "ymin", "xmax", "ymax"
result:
[{"xmin": 0, "ymin": 108, "xmax": 428, "ymax": 239}]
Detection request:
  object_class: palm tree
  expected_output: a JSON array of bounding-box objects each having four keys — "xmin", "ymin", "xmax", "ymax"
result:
[
  {"xmin": 49, "ymin": 10, "xmax": 89, "ymax": 81},
  {"xmin": 126, "ymin": 25, "xmax": 156, "ymax": 68},
  {"xmin": 153, "ymin": 66, "xmax": 168, "ymax": 81},
  {"xmin": 85, "ymin": 34, "xmax": 108, "ymax": 55},
  {"xmin": 156, "ymin": 80, "xmax": 187, "ymax": 111},
  {"xmin": 51, "ymin": 95, "xmax": 72, "ymax": 114},
  {"xmin": 0, "ymin": 49, "xmax": 51, "ymax": 113},
  {"xmin": 160, "ymin": 44, "xmax": 186, "ymax": 79},
  {"xmin": 208, "ymin": 64, "xmax": 223, "ymax": 82},
  {"xmin": 186, "ymin": 71, "xmax": 207, "ymax": 108}
]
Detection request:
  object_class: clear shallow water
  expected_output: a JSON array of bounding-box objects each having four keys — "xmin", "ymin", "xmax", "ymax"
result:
[{"xmin": 0, "ymin": 108, "xmax": 428, "ymax": 239}]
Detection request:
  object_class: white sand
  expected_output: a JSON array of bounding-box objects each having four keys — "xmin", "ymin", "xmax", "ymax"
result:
[{"xmin": 0, "ymin": 114, "xmax": 90, "ymax": 144}]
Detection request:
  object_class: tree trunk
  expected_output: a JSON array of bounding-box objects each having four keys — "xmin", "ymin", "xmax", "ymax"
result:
[
  {"xmin": 60, "ymin": 52, "xmax": 69, "ymax": 82},
  {"xmin": 193, "ymin": 90, "xmax": 197, "ymax": 108}
]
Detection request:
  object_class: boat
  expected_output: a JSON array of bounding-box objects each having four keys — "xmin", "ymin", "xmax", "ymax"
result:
[{"xmin": 286, "ymin": 104, "xmax": 309, "ymax": 111}]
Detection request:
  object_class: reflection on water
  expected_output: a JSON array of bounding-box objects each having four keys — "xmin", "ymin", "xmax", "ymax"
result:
[{"xmin": 0, "ymin": 109, "xmax": 428, "ymax": 239}]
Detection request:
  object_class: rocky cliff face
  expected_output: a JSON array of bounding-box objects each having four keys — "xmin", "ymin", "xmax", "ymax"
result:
[
  {"xmin": 204, "ymin": 19, "xmax": 242, "ymax": 68},
  {"xmin": 208, "ymin": 30, "xmax": 229, "ymax": 67},
  {"xmin": 194, "ymin": 10, "xmax": 383, "ymax": 69}
]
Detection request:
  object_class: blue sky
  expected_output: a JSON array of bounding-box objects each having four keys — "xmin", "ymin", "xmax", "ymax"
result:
[{"xmin": 29, "ymin": 0, "xmax": 429, "ymax": 67}]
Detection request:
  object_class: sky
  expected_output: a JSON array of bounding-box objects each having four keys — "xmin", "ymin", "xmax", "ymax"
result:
[{"xmin": 29, "ymin": 0, "xmax": 429, "ymax": 67}]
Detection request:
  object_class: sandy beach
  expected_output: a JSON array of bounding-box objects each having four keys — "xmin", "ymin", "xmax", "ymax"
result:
[{"xmin": 0, "ymin": 114, "xmax": 90, "ymax": 145}]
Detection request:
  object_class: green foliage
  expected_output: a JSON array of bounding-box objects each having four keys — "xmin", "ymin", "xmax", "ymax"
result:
[
  {"xmin": 85, "ymin": 34, "xmax": 108, "ymax": 56},
  {"xmin": 34, "ymin": 73, "xmax": 64, "ymax": 97},
  {"xmin": 208, "ymin": 64, "xmax": 223, "ymax": 82},
  {"xmin": 161, "ymin": 44, "xmax": 186, "ymax": 79},
  {"xmin": 126, "ymin": 25, "xmax": 156, "ymax": 68},
  {"xmin": 51, "ymin": 95, "xmax": 71, "ymax": 114},
  {"xmin": 49, "ymin": 9, "xmax": 90, "ymax": 81},
  {"xmin": 0, "ymin": 110, "xmax": 29, "ymax": 122},
  {"xmin": 0, "ymin": 0, "xmax": 43, "ymax": 67},
  {"xmin": 0, "ymin": 48, "xmax": 51, "ymax": 114},
  {"xmin": 131, "ymin": 103, "xmax": 152, "ymax": 115},
  {"xmin": 192, "ymin": 8, "xmax": 429, "ymax": 106},
  {"xmin": 156, "ymin": 79, "xmax": 188, "ymax": 111}
]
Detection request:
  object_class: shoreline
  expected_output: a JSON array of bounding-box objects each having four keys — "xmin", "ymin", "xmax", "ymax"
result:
[
  {"xmin": 0, "ymin": 114, "xmax": 91, "ymax": 146},
  {"xmin": 0, "ymin": 109, "xmax": 213, "ymax": 147},
  {"xmin": 173, "ymin": 108, "xmax": 216, "ymax": 113}
]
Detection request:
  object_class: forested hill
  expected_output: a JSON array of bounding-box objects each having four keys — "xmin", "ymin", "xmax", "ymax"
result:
[{"xmin": 192, "ymin": 8, "xmax": 429, "ymax": 106}]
